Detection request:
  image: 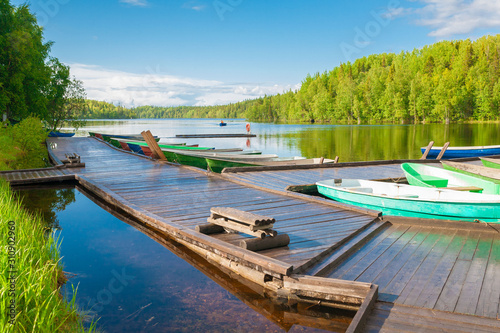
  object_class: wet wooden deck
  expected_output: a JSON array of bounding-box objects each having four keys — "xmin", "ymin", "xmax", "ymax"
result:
[
  {"xmin": 0, "ymin": 167, "xmax": 72, "ymax": 185},
  {"xmin": 319, "ymin": 221, "xmax": 500, "ymax": 319},
  {"xmin": 4, "ymin": 137, "xmax": 500, "ymax": 332},
  {"xmin": 42, "ymin": 138, "xmax": 380, "ymax": 273}
]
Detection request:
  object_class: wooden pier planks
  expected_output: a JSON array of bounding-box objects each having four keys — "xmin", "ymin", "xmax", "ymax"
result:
[
  {"xmin": 8, "ymin": 136, "xmax": 497, "ymax": 331},
  {"xmin": 46, "ymin": 137, "xmax": 376, "ymax": 273},
  {"xmin": 324, "ymin": 222, "xmax": 500, "ymax": 319},
  {"xmin": 364, "ymin": 301, "xmax": 500, "ymax": 333},
  {"xmin": 0, "ymin": 167, "xmax": 73, "ymax": 185}
]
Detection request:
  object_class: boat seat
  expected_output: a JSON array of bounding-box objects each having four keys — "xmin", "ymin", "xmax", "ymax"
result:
[
  {"xmin": 440, "ymin": 186, "xmax": 483, "ymax": 192},
  {"xmin": 414, "ymin": 174, "xmax": 448, "ymax": 187},
  {"xmin": 345, "ymin": 187, "xmax": 373, "ymax": 193}
]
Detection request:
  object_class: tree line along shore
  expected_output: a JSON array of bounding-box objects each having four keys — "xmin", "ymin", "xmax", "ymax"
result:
[{"xmin": 78, "ymin": 35, "xmax": 500, "ymax": 124}]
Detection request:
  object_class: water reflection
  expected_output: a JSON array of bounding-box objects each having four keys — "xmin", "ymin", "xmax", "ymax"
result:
[
  {"xmin": 67, "ymin": 119, "xmax": 500, "ymax": 162},
  {"xmin": 16, "ymin": 184, "xmax": 76, "ymax": 229},
  {"xmin": 16, "ymin": 185, "xmax": 353, "ymax": 332}
]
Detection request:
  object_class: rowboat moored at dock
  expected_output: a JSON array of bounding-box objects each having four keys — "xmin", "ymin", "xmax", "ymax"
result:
[
  {"xmin": 316, "ymin": 178, "xmax": 500, "ymax": 222},
  {"xmin": 420, "ymin": 144, "xmax": 500, "ymax": 159},
  {"xmin": 401, "ymin": 162, "xmax": 500, "ymax": 194}
]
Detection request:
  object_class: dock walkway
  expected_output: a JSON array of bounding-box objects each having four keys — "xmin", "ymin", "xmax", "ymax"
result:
[{"xmin": 3, "ymin": 137, "xmax": 500, "ymax": 332}]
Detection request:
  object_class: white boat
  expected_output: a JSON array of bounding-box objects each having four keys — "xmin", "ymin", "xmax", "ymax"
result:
[{"xmin": 316, "ymin": 178, "xmax": 500, "ymax": 223}]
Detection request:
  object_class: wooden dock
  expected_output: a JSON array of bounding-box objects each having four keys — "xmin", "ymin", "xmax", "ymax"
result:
[{"xmin": 3, "ymin": 137, "xmax": 500, "ymax": 332}]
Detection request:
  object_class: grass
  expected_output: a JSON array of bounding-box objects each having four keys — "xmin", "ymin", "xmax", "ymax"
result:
[
  {"xmin": 0, "ymin": 180, "xmax": 95, "ymax": 332},
  {"xmin": 0, "ymin": 117, "xmax": 95, "ymax": 332},
  {"xmin": 0, "ymin": 117, "xmax": 50, "ymax": 171}
]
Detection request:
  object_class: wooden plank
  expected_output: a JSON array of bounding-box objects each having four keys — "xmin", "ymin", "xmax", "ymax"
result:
[
  {"xmin": 346, "ymin": 284, "xmax": 378, "ymax": 333},
  {"xmin": 433, "ymin": 234, "xmax": 480, "ymax": 312},
  {"xmin": 327, "ymin": 225, "xmax": 409, "ymax": 280},
  {"xmin": 412, "ymin": 230, "xmax": 469, "ymax": 309},
  {"xmin": 398, "ymin": 230, "xmax": 457, "ymax": 306},
  {"xmin": 374, "ymin": 302, "xmax": 500, "ymax": 329},
  {"xmin": 307, "ymin": 221, "xmax": 388, "ymax": 277},
  {"xmin": 436, "ymin": 142, "xmax": 450, "ymax": 160},
  {"xmin": 283, "ymin": 274, "xmax": 372, "ymax": 308},
  {"xmin": 365, "ymin": 305, "xmax": 496, "ymax": 333},
  {"xmin": 210, "ymin": 207, "xmax": 276, "ymax": 226},
  {"xmin": 240, "ymin": 234, "xmax": 290, "ymax": 251},
  {"xmin": 475, "ymin": 237, "xmax": 500, "ymax": 318},
  {"xmin": 380, "ymin": 232, "xmax": 442, "ymax": 301},
  {"xmin": 355, "ymin": 227, "xmax": 421, "ymax": 283},
  {"xmin": 207, "ymin": 217, "xmax": 276, "ymax": 239},
  {"xmin": 420, "ymin": 141, "xmax": 434, "ymax": 160},
  {"xmin": 337, "ymin": 225, "xmax": 411, "ymax": 281},
  {"xmin": 141, "ymin": 130, "xmax": 166, "ymax": 160},
  {"xmin": 454, "ymin": 237, "xmax": 493, "ymax": 315},
  {"xmin": 371, "ymin": 227, "xmax": 429, "ymax": 288},
  {"xmin": 439, "ymin": 186, "xmax": 483, "ymax": 192}
]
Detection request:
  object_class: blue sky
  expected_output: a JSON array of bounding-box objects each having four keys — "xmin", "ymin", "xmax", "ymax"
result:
[{"xmin": 12, "ymin": 0, "xmax": 500, "ymax": 107}]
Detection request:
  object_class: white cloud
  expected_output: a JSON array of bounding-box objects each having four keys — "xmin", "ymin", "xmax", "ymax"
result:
[
  {"xmin": 409, "ymin": 0, "xmax": 500, "ymax": 37},
  {"xmin": 182, "ymin": 2, "xmax": 206, "ymax": 11},
  {"xmin": 69, "ymin": 64, "xmax": 298, "ymax": 108},
  {"xmin": 120, "ymin": 0, "xmax": 149, "ymax": 7}
]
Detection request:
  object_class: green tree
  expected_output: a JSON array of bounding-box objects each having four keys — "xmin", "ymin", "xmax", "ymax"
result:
[
  {"xmin": 0, "ymin": 1, "xmax": 52, "ymax": 120},
  {"xmin": 46, "ymin": 59, "xmax": 87, "ymax": 131}
]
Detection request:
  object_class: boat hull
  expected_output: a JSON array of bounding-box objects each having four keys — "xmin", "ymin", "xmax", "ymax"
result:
[
  {"xmin": 316, "ymin": 179, "xmax": 500, "ymax": 223},
  {"xmin": 48, "ymin": 131, "xmax": 75, "ymax": 137},
  {"xmin": 480, "ymin": 157, "xmax": 500, "ymax": 169},
  {"xmin": 420, "ymin": 145, "xmax": 500, "ymax": 159},
  {"xmin": 402, "ymin": 163, "xmax": 500, "ymax": 194},
  {"xmin": 442, "ymin": 161, "xmax": 500, "ymax": 182},
  {"xmin": 206, "ymin": 158, "xmax": 255, "ymax": 173}
]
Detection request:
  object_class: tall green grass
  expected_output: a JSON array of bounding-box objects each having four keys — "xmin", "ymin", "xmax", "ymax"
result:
[{"xmin": 0, "ymin": 180, "xmax": 95, "ymax": 332}]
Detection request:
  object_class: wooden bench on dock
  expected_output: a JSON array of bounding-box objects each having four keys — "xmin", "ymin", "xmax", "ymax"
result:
[
  {"xmin": 196, "ymin": 207, "xmax": 290, "ymax": 251},
  {"xmin": 62, "ymin": 153, "xmax": 85, "ymax": 168}
]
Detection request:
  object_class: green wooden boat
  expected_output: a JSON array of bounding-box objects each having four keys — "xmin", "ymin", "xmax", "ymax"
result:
[
  {"xmin": 316, "ymin": 178, "xmax": 500, "ymax": 223},
  {"xmin": 175, "ymin": 151, "xmax": 277, "ymax": 170},
  {"xmin": 401, "ymin": 163, "xmax": 500, "ymax": 194},
  {"xmin": 206, "ymin": 156, "xmax": 336, "ymax": 173},
  {"xmin": 442, "ymin": 161, "xmax": 500, "ymax": 182},
  {"xmin": 480, "ymin": 157, "xmax": 500, "ymax": 169}
]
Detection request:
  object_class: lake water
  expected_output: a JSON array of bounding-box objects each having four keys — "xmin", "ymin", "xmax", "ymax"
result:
[
  {"xmin": 66, "ymin": 119, "xmax": 500, "ymax": 162},
  {"xmin": 16, "ymin": 185, "xmax": 353, "ymax": 333}
]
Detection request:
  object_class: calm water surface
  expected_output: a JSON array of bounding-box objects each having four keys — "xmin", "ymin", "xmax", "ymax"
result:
[
  {"xmin": 65, "ymin": 119, "xmax": 500, "ymax": 162},
  {"xmin": 17, "ymin": 186, "xmax": 353, "ymax": 333}
]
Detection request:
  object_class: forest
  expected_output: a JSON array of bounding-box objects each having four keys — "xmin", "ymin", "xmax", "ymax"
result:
[
  {"xmin": 80, "ymin": 34, "xmax": 500, "ymax": 124},
  {"xmin": 0, "ymin": 1, "xmax": 85, "ymax": 130}
]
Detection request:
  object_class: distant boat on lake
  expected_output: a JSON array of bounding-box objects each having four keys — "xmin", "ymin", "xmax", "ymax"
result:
[{"xmin": 48, "ymin": 131, "xmax": 75, "ymax": 137}]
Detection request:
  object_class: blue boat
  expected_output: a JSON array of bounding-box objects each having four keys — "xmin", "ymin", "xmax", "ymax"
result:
[
  {"xmin": 219, "ymin": 121, "xmax": 227, "ymax": 126},
  {"xmin": 48, "ymin": 131, "xmax": 75, "ymax": 137},
  {"xmin": 420, "ymin": 144, "xmax": 500, "ymax": 159}
]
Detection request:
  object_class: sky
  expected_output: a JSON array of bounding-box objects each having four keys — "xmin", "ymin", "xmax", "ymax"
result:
[{"xmin": 12, "ymin": 0, "xmax": 500, "ymax": 107}]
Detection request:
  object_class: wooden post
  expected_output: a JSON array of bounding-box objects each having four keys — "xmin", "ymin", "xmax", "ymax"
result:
[
  {"xmin": 195, "ymin": 223, "xmax": 225, "ymax": 234},
  {"xmin": 436, "ymin": 141, "xmax": 450, "ymax": 160},
  {"xmin": 334, "ymin": 156, "xmax": 339, "ymax": 163},
  {"xmin": 420, "ymin": 141, "xmax": 434, "ymax": 160},
  {"xmin": 141, "ymin": 131, "xmax": 167, "ymax": 161},
  {"xmin": 239, "ymin": 234, "xmax": 290, "ymax": 251}
]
